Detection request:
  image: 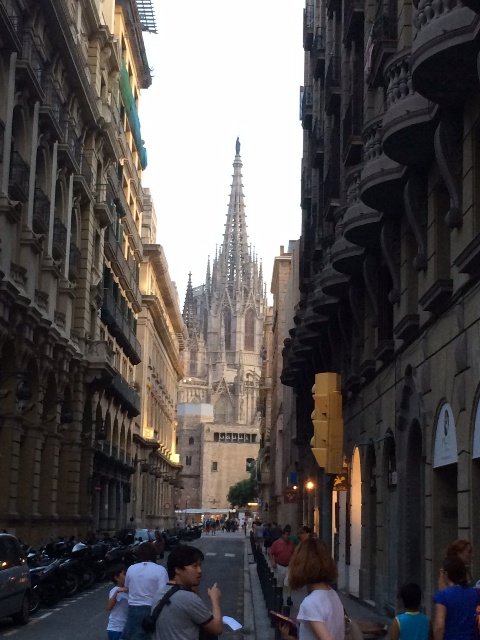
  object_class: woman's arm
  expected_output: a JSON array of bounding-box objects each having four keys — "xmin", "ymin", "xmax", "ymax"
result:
[
  {"xmin": 306, "ymin": 620, "xmax": 332, "ymax": 640},
  {"xmin": 433, "ymin": 603, "xmax": 446, "ymax": 640}
]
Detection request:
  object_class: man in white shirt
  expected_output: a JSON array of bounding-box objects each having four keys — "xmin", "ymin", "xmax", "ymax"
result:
[{"xmin": 121, "ymin": 542, "xmax": 168, "ymax": 640}]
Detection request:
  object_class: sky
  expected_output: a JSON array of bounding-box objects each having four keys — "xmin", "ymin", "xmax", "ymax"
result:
[{"xmin": 140, "ymin": 0, "xmax": 304, "ymax": 306}]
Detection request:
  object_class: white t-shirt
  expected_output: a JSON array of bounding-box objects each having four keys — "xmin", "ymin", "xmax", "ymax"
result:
[
  {"xmin": 297, "ymin": 588, "xmax": 345, "ymax": 640},
  {"xmin": 125, "ymin": 562, "xmax": 168, "ymax": 606},
  {"xmin": 108, "ymin": 587, "xmax": 129, "ymax": 632}
]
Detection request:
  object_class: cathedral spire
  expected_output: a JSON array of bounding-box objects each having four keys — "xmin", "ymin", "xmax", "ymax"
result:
[
  {"xmin": 220, "ymin": 139, "xmax": 250, "ymax": 295},
  {"xmin": 182, "ymin": 272, "xmax": 196, "ymax": 331}
]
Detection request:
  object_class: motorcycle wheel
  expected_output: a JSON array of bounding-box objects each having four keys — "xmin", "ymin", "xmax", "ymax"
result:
[
  {"xmin": 29, "ymin": 589, "xmax": 40, "ymax": 614},
  {"xmin": 41, "ymin": 584, "xmax": 60, "ymax": 607},
  {"xmin": 63, "ymin": 572, "xmax": 79, "ymax": 597},
  {"xmin": 96, "ymin": 566, "xmax": 107, "ymax": 582},
  {"xmin": 81, "ymin": 568, "xmax": 96, "ymax": 590}
]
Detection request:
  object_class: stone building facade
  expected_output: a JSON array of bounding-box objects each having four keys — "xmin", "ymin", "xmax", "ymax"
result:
[
  {"xmin": 0, "ymin": 0, "xmax": 183, "ymax": 543},
  {"xmin": 280, "ymin": 0, "xmax": 480, "ymax": 617},
  {"xmin": 175, "ymin": 140, "xmax": 265, "ymax": 511}
]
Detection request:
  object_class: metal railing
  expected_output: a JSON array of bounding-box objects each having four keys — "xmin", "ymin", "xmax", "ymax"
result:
[
  {"xmin": 53, "ymin": 218, "xmax": 67, "ymax": 257},
  {"xmin": 250, "ymin": 537, "xmax": 284, "ymax": 633},
  {"xmin": 33, "ymin": 187, "xmax": 50, "ymax": 234},
  {"xmin": 20, "ymin": 31, "xmax": 42, "ymax": 85},
  {"xmin": 43, "ymin": 76, "xmax": 63, "ymax": 123},
  {"xmin": 104, "ymin": 226, "xmax": 141, "ymax": 305},
  {"xmin": 9, "ymin": 150, "xmax": 30, "ymax": 201},
  {"xmin": 101, "ymin": 288, "xmax": 141, "ymax": 364},
  {"xmin": 2, "ymin": 0, "xmax": 23, "ymax": 39},
  {"xmin": 326, "ymin": 56, "xmax": 341, "ymax": 90}
]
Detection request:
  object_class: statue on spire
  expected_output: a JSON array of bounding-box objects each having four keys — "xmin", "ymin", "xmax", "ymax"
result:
[{"xmin": 235, "ymin": 137, "xmax": 240, "ymax": 155}]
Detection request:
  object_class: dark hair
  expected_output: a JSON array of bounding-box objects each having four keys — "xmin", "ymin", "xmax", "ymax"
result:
[
  {"xmin": 109, "ymin": 564, "xmax": 126, "ymax": 583},
  {"xmin": 288, "ymin": 538, "xmax": 337, "ymax": 590},
  {"xmin": 167, "ymin": 544, "xmax": 205, "ymax": 579},
  {"xmin": 398, "ymin": 583, "xmax": 422, "ymax": 609},
  {"xmin": 442, "ymin": 555, "xmax": 468, "ymax": 586},
  {"xmin": 135, "ymin": 541, "xmax": 157, "ymax": 563}
]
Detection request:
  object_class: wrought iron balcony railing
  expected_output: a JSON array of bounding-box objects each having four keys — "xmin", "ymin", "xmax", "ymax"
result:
[
  {"xmin": 32, "ymin": 187, "xmax": 50, "ymax": 234},
  {"xmin": 9, "ymin": 150, "xmax": 30, "ymax": 202},
  {"xmin": 53, "ymin": 217, "xmax": 67, "ymax": 258}
]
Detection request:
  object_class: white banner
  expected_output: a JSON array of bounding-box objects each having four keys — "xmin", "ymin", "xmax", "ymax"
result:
[{"xmin": 433, "ymin": 402, "xmax": 458, "ymax": 468}]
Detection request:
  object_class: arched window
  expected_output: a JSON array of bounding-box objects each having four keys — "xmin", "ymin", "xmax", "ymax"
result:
[
  {"xmin": 215, "ymin": 396, "xmax": 232, "ymax": 423},
  {"xmin": 223, "ymin": 308, "xmax": 231, "ymax": 350},
  {"xmin": 245, "ymin": 308, "xmax": 255, "ymax": 351},
  {"xmin": 203, "ymin": 308, "xmax": 208, "ymax": 344},
  {"xmin": 188, "ymin": 437, "xmax": 194, "ymax": 445},
  {"xmin": 190, "ymin": 346, "xmax": 197, "ymax": 376}
]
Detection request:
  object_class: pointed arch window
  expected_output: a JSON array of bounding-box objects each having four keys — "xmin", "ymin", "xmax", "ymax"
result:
[
  {"xmin": 223, "ymin": 308, "xmax": 232, "ymax": 350},
  {"xmin": 245, "ymin": 308, "xmax": 255, "ymax": 351},
  {"xmin": 190, "ymin": 345, "xmax": 197, "ymax": 376},
  {"xmin": 203, "ymin": 308, "xmax": 208, "ymax": 344}
]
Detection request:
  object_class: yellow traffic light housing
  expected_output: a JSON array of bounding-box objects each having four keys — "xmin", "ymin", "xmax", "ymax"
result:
[{"xmin": 311, "ymin": 372, "xmax": 343, "ymax": 475}]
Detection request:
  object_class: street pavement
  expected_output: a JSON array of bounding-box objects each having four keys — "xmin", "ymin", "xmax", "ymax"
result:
[{"xmin": 0, "ymin": 531, "xmax": 249, "ymax": 640}]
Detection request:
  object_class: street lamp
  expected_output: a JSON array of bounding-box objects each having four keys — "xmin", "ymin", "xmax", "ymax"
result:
[{"xmin": 305, "ymin": 480, "xmax": 315, "ymax": 491}]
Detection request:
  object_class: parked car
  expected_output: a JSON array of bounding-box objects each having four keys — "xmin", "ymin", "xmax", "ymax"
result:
[{"xmin": 0, "ymin": 534, "xmax": 31, "ymax": 624}]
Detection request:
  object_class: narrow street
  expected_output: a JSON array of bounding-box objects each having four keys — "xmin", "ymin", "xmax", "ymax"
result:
[{"xmin": 0, "ymin": 533, "xmax": 248, "ymax": 640}]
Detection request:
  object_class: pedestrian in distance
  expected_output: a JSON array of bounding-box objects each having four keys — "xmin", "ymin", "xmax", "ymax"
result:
[
  {"xmin": 279, "ymin": 537, "xmax": 345, "ymax": 640},
  {"xmin": 107, "ymin": 565, "xmax": 129, "ymax": 640},
  {"xmin": 120, "ymin": 542, "xmax": 168, "ymax": 640},
  {"xmin": 438, "ymin": 539, "xmax": 474, "ymax": 588},
  {"xmin": 433, "ymin": 555, "xmax": 480, "ymax": 640},
  {"xmin": 390, "ymin": 583, "xmax": 431, "ymax": 640},
  {"xmin": 126, "ymin": 517, "xmax": 136, "ymax": 533},
  {"xmin": 297, "ymin": 526, "xmax": 312, "ymax": 543},
  {"xmin": 269, "ymin": 526, "xmax": 295, "ymax": 607},
  {"xmin": 151, "ymin": 544, "xmax": 222, "ymax": 640}
]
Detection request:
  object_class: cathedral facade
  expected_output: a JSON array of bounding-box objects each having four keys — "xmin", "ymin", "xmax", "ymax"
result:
[{"xmin": 176, "ymin": 140, "xmax": 265, "ymax": 512}]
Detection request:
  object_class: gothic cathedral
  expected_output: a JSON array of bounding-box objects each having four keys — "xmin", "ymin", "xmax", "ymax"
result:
[{"xmin": 178, "ymin": 139, "xmax": 266, "ymax": 426}]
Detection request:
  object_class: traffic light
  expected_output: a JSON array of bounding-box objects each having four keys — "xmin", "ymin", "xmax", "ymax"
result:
[{"xmin": 311, "ymin": 372, "xmax": 343, "ymax": 475}]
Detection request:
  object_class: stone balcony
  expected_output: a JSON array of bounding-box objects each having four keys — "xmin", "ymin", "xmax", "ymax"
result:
[
  {"xmin": 382, "ymin": 47, "xmax": 438, "ymax": 167},
  {"xmin": 360, "ymin": 114, "xmax": 407, "ymax": 216},
  {"xmin": 330, "ymin": 200, "xmax": 364, "ymax": 276},
  {"xmin": 411, "ymin": 0, "xmax": 480, "ymax": 104},
  {"xmin": 343, "ymin": 168, "xmax": 383, "ymax": 249}
]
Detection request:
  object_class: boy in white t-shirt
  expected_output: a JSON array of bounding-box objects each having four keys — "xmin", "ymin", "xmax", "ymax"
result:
[{"xmin": 106, "ymin": 565, "xmax": 129, "ymax": 640}]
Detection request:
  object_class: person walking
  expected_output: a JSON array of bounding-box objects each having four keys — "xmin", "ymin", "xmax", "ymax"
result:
[
  {"xmin": 121, "ymin": 542, "xmax": 168, "ymax": 640},
  {"xmin": 269, "ymin": 526, "xmax": 295, "ymax": 607},
  {"xmin": 390, "ymin": 583, "xmax": 431, "ymax": 640},
  {"xmin": 438, "ymin": 540, "xmax": 474, "ymax": 588},
  {"xmin": 151, "ymin": 544, "xmax": 222, "ymax": 640},
  {"xmin": 279, "ymin": 537, "xmax": 345, "ymax": 640},
  {"xmin": 106, "ymin": 565, "xmax": 129, "ymax": 640},
  {"xmin": 433, "ymin": 555, "xmax": 480, "ymax": 640}
]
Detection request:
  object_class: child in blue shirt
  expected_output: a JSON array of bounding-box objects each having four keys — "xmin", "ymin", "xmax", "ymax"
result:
[
  {"xmin": 106, "ymin": 565, "xmax": 129, "ymax": 640},
  {"xmin": 391, "ymin": 583, "xmax": 432, "ymax": 640}
]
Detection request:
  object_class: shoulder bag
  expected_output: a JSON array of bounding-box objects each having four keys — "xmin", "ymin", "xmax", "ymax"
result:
[{"xmin": 142, "ymin": 584, "xmax": 182, "ymax": 633}]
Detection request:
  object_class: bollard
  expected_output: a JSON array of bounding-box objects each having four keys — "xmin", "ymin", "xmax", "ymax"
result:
[{"xmin": 273, "ymin": 585, "xmax": 283, "ymax": 613}]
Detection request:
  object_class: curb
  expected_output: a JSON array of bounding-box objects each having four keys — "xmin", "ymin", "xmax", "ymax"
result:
[{"xmin": 245, "ymin": 538, "xmax": 275, "ymax": 639}]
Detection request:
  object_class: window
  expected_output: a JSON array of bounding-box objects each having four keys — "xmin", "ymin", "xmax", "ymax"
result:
[
  {"xmin": 245, "ymin": 307, "xmax": 255, "ymax": 350},
  {"xmin": 214, "ymin": 432, "xmax": 219, "ymax": 442},
  {"xmin": 219, "ymin": 433, "xmax": 225, "ymax": 441},
  {"xmin": 185, "ymin": 456, "xmax": 192, "ymax": 466},
  {"xmin": 252, "ymin": 434, "xmax": 257, "ymax": 443},
  {"xmin": 232, "ymin": 433, "xmax": 238, "ymax": 442},
  {"xmin": 223, "ymin": 308, "xmax": 232, "ymax": 350},
  {"xmin": 245, "ymin": 434, "xmax": 251, "ymax": 443},
  {"xmin": 238, "ymin": 433, "xmax": 244, "ymax": 442},
  {"xmin": 246, "ymin": 458, "xmax": 255, "ymax": 472},
  {"xmin": 188, "ymin": 437, "xmax": 194, "ymax": 445},
  {"xmin": 212, "ymin": 461, "xmax": 218, "ymax": 472},
  {"xmin": 225, "ymin": 433, "xmax": 231, "ymax": 442}
]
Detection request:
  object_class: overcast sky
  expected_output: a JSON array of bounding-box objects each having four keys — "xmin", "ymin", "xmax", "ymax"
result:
[{"xmin": 141, "ymin": 0, "xmax": 304, "ymax": 306}]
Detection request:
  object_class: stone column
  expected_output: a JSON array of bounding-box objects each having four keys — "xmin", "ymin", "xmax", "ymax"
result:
[
  {"xmin": 0, "ymin": 416, "xmax": 22, "ymax": 517},
  {"xmin": 38, "ymin": 433, "xmax": 61, "ymax": 521},
  {"xmin": 108, "ymin": 479, "xmax": 116, "ymax": 531},
  {"xmin": 92, "ymin": 487, "xmax": 101, "ymax": 532},
  {"xmin": 17, "ymin": 424, "xmax": 45, "ymax": 518},
  {"xmin": 115, "ymin": 482, "xmax": 122, "ymax": 531},
  {"xmin": 57, "ymin": 438, "xmax": 82, "ymax": 521},
  {"xmin": 99, "ymin": 478, "xmax": 109, "ymax": 531}
]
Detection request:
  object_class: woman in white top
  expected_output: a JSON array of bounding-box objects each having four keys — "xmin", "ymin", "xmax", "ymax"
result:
[
  {"xmin": 280, "ymin": 538, "xmax": 345, "ymax": 640},
  {"xmin": 121, "ymin": 542, "xmax": 168, "ymax": 640}
]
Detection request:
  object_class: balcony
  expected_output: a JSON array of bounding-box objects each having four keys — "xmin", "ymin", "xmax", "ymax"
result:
[
  {"xmin": 312, "ymin": 28, "xmax": 326, "ymax": 79},
  {"xmin": 311, "ymin": 274, "xmax": 339, "ymax": 317},
  {"xmin": 301, "ymin": 86, "xmax": 313, "ymax": 131},
  {"xmin": 312, "ymin": 120, "xmax": 324, "ymax": 168},
  {"xmin": 39, "ymin": 76, "xmax": 64, "ymax": 139},
  {"xmin": 52, "ymin": 218, "xmax": 67, "ymax": 259},
  {"xmin": 301, "ymin": 172, "xmax": 312, "ymax": 209},
  {"xmin": 411, "ymin": 0, "xmax": 479, "ymax": 104},
  {"xmin": 68, "ymin": 242, "xmax": 81, "ymax": 281},
  {"xmin": 0, "ymin": 0, "xmax": 22, "ymax": 51},
  {"xmin": 104, "ymin": 226, "xmax": 142, "ymax": 311},
  {"xmin": 365, "ymin": 0, "xmax": 398, "ymax": 88},
  {"xmin": 323, "ymin": 164, "xmax": 340, "ymax": 221},
  {"xmin": 342, "ymin": 94, "xmax": 363, "ymax": 165},
  {"xmin": 382, "ymin": 48, "xmax": 438, "ymax": 167},
  {"xmin": 32, "ymin": 187, "xmax": 50, "ymax": 234},
  {"xmin": 343, "ymin": 168, "xmax": 383, "ymax": 249},
  {"xmin": 9, "ymin": 150, "xmax": 30, "ymax": 202},
  {"xmin": 85, "ymin": 340, "xmax": 115, "ymax": 380},
  {"xmin": 360, "ymin": 114, "xmax": 407, "ymax": 216},
  {"xmin": 325, "ymin": 56, "xmax": 341, "ymax": 115},
  {"xmin": 16, "ymin": 31, "xmax": 43, "ymax": 99},
  {"xmin": 73, "ymin": 155, "xmax": 94, "ymax": 200},
  {"xmin": 106, "ymin": 370, "xmax": 141, "ymax": 417},
  {"xmin": 330, "ymin": 209, "xmax": 364, "ymax": 276},
  {"xmin": 343, "ymin": 0, "xmax": 364, "ymax": 45},
  {"xmin": 318, "ymin": 260, "xmax": 350, "ymax": 299},
  {"xmin": 93, "ymin": 183, "xmax": 115, "ymax": 229},
  {"xmin": 58, "ymin": 119, "xmax": 81, "ymax": 172},
  {"xmin": 303, "ymin": 1, "xmax": 314, "ymax": 51},
  {"xmin": 101, "ymin": 288, "xmax": 141, "ymax": 365}
]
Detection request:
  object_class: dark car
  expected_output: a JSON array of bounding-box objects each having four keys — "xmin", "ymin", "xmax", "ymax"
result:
[{"xmin": 0, "ymin": 534, "xmax": 30, "ymax": 625}]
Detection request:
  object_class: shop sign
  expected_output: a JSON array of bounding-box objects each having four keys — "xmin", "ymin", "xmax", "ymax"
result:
[
  {"xmin": 433, "ymin": 402, "xmax": 458, "ymax": 468},
  {"xmin": 283, "ymin": 487, "xmax": 299, "ymax": 503}
]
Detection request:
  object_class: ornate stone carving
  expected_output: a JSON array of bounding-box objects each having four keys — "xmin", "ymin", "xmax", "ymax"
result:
[
  {"xmin": 404, "ymin": 173, "xmax": 428, "ymax": 271},
  {"xmin": 434, "ymin": 111, "xmax": 463, "ymax": 229}
]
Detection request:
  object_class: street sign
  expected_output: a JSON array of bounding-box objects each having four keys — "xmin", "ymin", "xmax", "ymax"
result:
[{"xmin": 283, "ymin": 488, "xmax": 299, "ymax": 503}]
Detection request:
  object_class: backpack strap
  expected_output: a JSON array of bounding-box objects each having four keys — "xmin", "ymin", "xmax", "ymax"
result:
[{"xmin": 150, "ymin": 584, "xmax": 183, "ymax": 626}]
